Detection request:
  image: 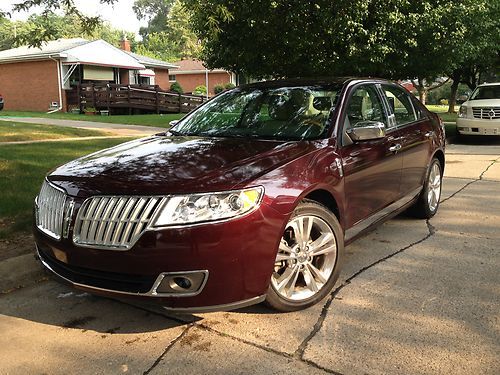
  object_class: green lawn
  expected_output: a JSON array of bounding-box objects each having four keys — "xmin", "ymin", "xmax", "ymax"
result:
[
  {"xmin": 0, "ymin": 138, "xmax": 132, "ymax": 239},
  {"xmin": 0, "ymin": 121, "xmax": 109, "ymax": 142},
  {"xmin": 426, "ymin": 105, "xmax": 459, "ymax": 123},
  {"xmin": 0, "ymin": 111, "xmax": 184, "ymax": 128}
]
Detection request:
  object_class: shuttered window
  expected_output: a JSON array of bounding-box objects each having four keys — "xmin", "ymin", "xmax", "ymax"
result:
[{"xmin": 83, "ymin": 66, "xmax": 114, "ymax": 81}]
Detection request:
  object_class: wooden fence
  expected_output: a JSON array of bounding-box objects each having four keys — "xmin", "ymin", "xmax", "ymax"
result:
[{"xmin": 69, "ymin": 84, "xmax": 208, "ymax": 114}]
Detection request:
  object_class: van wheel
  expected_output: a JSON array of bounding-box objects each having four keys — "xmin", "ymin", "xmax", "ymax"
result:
[{"xmin": 265, "ymin": 200, "xmax": 343, "ymax": 312}]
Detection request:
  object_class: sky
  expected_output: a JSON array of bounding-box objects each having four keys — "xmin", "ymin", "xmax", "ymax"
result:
[{"xmin": 2, "ymin": 0, "xmax": 147, "ymax": 36}]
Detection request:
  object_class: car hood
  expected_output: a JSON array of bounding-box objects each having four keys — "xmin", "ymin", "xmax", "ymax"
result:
[
  {"xmin": 465, "ymin": 99, "xmax": 500, "ymax": 107},
  {"xmin": 48, "ymin": 135, "xmax": 316, "ymax": 197}
]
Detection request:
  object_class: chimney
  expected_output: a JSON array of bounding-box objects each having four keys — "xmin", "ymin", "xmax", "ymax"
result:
[{"xmin": 120, "ymin": 36, "xmax": 131, "ymax": 52}]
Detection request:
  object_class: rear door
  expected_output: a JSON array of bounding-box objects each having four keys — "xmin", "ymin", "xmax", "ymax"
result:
[
  {"xmin": 340, "ymin": 83, "xmax": 403, "ymax": 230},
  {"xmin": 379, "ymin": 84, "xmax": 434, "ymax": 195}
]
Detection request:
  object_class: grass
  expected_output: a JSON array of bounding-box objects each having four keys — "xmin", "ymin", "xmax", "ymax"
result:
[
  {"xmin": 0, "ymin": 138, "xmax": 133, "ymax": 239},
  {"xmin": 426, "ymin": 105, "xmax": 459, "ymax": 123},
  {"xmin": 0, "ymin": 110, "xmax": 184, "ymax": 128},
  {"xmin": 0, "ymin": 121, "xmax": 109, "ymax": 142}
]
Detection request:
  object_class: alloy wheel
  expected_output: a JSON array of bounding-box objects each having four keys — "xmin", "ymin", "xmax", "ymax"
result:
[
  {"xmin": 271, "ymin": 215, "xmax": 337, "ymax": 301},
  {"xmin": 427, "ymin": 162, "xmax": 441, "ymax": 212}
]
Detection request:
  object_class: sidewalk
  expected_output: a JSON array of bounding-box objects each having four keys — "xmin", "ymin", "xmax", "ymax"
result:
[{"xmin": 0, "ymin": 117, "xmax": 166, "ymax": 137}]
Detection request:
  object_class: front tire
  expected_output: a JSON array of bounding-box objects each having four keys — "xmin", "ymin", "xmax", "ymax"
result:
[
  {"xmin": 265, "ymin": 200, "xmax": 343, "ymax": 312},
  {"xmin": 409, "ymin": 158, "xmax": 442, "ymax": 219}
]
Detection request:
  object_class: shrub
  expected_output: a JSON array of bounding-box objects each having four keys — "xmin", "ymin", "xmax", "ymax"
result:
[
  {"xmin": 214, "ymin": 84, "xmax": 225, "ymax": 94},
  {"xmin": 170, "ymin": 82, "xmax": 183, "ymax": 94},
  {"xmin": 439, "ymin": 98, "xmax": 449, "ymax": 106},
  {"xmin": 224, "ymin": 82, "xmax": 236, "ymax": 90},
  {"xmin": 194, "ymin": 85, "xmax": 207, "ymax": 95}
]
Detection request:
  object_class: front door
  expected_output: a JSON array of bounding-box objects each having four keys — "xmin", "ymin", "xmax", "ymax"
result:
[
  {"xmin": 340, "ymin": 84, "xmax": 403, "ymax": 230},
  {"xmin": 380, "ymin": 84, "xmax": 434, "ymax": 195}
]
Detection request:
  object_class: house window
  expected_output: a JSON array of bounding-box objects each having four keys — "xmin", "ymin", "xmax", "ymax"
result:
[{"xmin": 169, "ymin": 75, "xmax": 176, "ymax": 82}]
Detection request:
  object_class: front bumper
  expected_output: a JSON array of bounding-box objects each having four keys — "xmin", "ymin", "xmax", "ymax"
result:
[
  {"xmin": 34, "ymin": 201, "xmax": 287, "ymax": 312},
  {"xmin": 457, "ymin": 118, "xmax": 500, "ymax": 135}
]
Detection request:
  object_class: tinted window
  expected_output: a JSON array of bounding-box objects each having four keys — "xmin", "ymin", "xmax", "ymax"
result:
[
  {"xmin": 174, "ymin": 86, "xmax": 341, "ymax": 140},
  {"xmin": 345, "ymin": 85, "xmax": 386, "ymax": 129},
  {"xmin": 470, "ymin": 85, "xmax": 500, "ymax": 100},
  {"xmin": 382, "ymin": 85, "xmax": 417, "ymax": 126}
]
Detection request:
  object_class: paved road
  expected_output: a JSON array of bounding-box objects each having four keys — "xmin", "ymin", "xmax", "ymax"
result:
[
  {"xmin": 0, "ymin": 116, "xmax": 166, "ymax": 136},
  {"xmin": 0, "ymin": 143, "xmax": 499, "ymax": 375}
]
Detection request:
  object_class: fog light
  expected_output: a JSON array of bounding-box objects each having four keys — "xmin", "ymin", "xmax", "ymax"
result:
[
  {"xmin": 172, "ymin": 277, "xmax": 192, "ymax": 290},
  {"xmin": 154, "ymin": 271, "xmax": 207, "ymax": 295}
]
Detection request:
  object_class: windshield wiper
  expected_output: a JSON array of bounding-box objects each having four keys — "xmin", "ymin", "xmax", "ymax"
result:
[{"xmin": 168, "ymin": 129, "xmax": 184, "ymax": 136}]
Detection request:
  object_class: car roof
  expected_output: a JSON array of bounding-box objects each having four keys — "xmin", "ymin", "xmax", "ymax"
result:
[
  {"xmin": 477, "ymin": 82, "xmax": 500, "ymax": 87},
  {"xmin": 239, "ymin": 77, "xmax": 392, "ymax": 90}
]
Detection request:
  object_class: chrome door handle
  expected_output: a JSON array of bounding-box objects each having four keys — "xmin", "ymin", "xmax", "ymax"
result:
[
  {"xmin": 389, "ymin": 144, "xmax": 402, "ymax": 153},
  {"xmin": 425, "ymin": 131, "xmax": 435, "ymax": 138}
]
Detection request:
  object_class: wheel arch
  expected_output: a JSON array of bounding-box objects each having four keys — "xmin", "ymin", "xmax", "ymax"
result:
[
  {"xmin": 433, "ymin": 149, "xmax": 445, "ymax": 174},
  {"xmin": 303, "ymin": 188, "xmax": 341, "ymax": 223}
]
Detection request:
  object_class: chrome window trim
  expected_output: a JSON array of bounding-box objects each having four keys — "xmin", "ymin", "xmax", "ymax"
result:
[{"xmin": 37, "ymin": 246, "xmax": 209, "ymax": 298}]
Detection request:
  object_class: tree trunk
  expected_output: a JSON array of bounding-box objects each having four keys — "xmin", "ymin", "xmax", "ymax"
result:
[{"xmin": 416, "ymin": 78, "xmax": 427, "ymax": 105}]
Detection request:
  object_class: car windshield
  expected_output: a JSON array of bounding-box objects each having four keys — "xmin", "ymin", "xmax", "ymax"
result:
[
  {"xmin": 470, "ymin": 85, "xmax": 500, "ymax": 100},
  {"xmin": 172, "ymin": 85, "xmax": 342, "ymax": 140}
]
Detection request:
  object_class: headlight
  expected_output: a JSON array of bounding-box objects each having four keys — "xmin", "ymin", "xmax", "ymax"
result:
[
  {"xmin": 152, "ymin": 187, "xmax": 264, "ymax": 226},
  {"xmin": 459, "ymin": 106, "xmax": 467, "ymax": 118}
]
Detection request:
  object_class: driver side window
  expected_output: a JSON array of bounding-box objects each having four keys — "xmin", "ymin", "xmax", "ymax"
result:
[{"xmin": 345, "ymin": 85, "xmax": 386, "ymax": 129}]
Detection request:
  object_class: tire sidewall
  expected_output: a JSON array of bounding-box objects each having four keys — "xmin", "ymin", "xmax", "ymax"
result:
[
  {"xmin": 265, "ymin": 200, "xmax": 344, "ymax": 312},
  {"xmin": 423, "ymin": 158, "xmax": 442, "ymax": 217}
]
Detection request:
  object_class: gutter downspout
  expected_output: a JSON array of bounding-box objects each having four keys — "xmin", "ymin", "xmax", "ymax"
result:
[{"xmin": 47, "ymin": 55, "xmax": 63, "ymax": 113}]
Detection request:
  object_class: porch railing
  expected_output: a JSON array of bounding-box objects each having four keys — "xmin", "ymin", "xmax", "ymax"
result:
[{"xmin": 69, "ymin": 83, "xmax": 208, "ymax": 114}]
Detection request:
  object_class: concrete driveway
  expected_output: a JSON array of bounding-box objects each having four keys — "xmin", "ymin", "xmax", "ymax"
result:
[{"xmin": 0, "ymin": 141, "xmax": 499, "ymax": 375}]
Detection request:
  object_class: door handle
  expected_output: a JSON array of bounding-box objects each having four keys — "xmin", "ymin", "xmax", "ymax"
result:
[
  {"xmin": 425, "ymin": 131, "xmax": 435, "ymax": 138},
  {"xmin": 389, "ymin": 144, "xmax": 402, "ymax": 153}
]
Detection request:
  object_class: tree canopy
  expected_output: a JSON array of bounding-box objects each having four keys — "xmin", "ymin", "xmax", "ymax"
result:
[
  {"xmin": 134, "ymin": 0, "xmax": 200, "ymax": 61},
  {"xmin": 0, "ymin": 12, "xmax": 135, "ymax": 51}
]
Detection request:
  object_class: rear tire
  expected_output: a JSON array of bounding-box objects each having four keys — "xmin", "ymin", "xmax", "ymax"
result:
[
  {"xmin": 408, "ymin": 158, "xmax": 442, "ymax": 219},
  {"xmin": 265, "ymin": 200, "xmax": 343, "ymax": 312}
]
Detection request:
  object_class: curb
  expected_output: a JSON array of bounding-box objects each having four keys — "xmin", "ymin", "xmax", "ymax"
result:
[{"xmin": 0, "ymin": 253, "xmax": 46, "ymax": 294}]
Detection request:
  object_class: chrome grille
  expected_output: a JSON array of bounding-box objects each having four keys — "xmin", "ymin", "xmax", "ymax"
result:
[
  {"xmin": 73, "ymin": 196, "xmax": 166, "ymax": 250},
  {"xmin": 36, "ymin": 181, "xmax": 67, "ymax": 240},
  {"xmin": 472, "ymin": 107, "xmax": 500, "ymax": 120}
]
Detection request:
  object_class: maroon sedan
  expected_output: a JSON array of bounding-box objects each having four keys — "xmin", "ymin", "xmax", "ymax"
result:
[{"xmin": 34, "ymin": 78, "xmax": 445, "ymax": 312}]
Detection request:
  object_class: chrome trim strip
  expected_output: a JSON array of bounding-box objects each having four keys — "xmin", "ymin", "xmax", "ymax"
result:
[
  {"xmin": 162, "ymin": 295, "xmax": 266, "ymax": 313},
  {"xmin": 345, "ymin": 186, "xmax": 422, "ymax": 242},
  {"xmin": 37, "ymin": 246, "xmax": 209, "ymax": 298}
]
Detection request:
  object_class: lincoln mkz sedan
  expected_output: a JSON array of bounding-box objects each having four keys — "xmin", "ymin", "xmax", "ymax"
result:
[{"xmin": 34, "ymin": 78, "xmax": 445, "ymax": 312}]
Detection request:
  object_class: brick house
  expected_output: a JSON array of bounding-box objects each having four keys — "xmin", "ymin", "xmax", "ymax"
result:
[
  {"xmin": 0, "ymin": 38, "xmax": 177, "ymax": 112},
  {"xmin": 170, "ymin": 59, "xmax": 236, "ymax": 96}
]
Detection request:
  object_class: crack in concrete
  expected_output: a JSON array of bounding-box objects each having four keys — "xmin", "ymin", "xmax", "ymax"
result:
[
  {"xmin": 440, "ymin": 157, "xmax": 499, "ymax": 204},
  {"xmin": 293, "ymin": 156, "xmax": 498, "ymax": 368},
  {"xmin": 294, "ymin": 220, "xmax": 436, "ymax": 360},
  {"xmin": 123, "ymin": 301, "xmax": 344, "ymax": 375},
  {"xmin": 143, "ymin": 324, "xmax": 193, "ymax": 375}
]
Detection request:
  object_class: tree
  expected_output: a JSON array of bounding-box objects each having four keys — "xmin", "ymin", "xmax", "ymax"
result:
[
  {"xmin": 133, "ymin": 0, "xmax": 174, "ymax": 39},
  {"xmin": 3, "ymin": 0, "xmax": 119, "ymax": 47},
  {"xmin": 134, "ymin": 0, "xmax": 200, "ymax": 61},
  {"xmin": 184, "ymin": 0, "xmax": 499, "ymax": 103},
  {"xmin": 0, "ymin": 12, "xmax": 135, "ymax": 51}
]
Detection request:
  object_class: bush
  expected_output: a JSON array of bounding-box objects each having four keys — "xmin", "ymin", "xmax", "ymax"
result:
[
  {"xmin": 224, "ymin": 82, "xmax": 236, "ymax": 90},
  {"xmin": 170, "ymin": 82, "xmax": 183, "ymax": 94},
  {"xmin": 439, "ymin": 98, "xmax": 449, "ymax": 106},
  {"xmin": 194, "ymin": 85, "xmax": 207, "ymax": 95},
  {"xmin": 214, "ymin": 84, "xmax": 225, "ymax": 94}
]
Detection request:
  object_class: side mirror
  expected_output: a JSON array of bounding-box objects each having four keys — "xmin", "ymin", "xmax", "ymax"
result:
[
  {"xmin": 169, "ymin": 120, "xmax": 179, "ymax": 127},
  {"xmin": 347, "ymin": 121, "xmax": 386, "ymax": 142}
]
